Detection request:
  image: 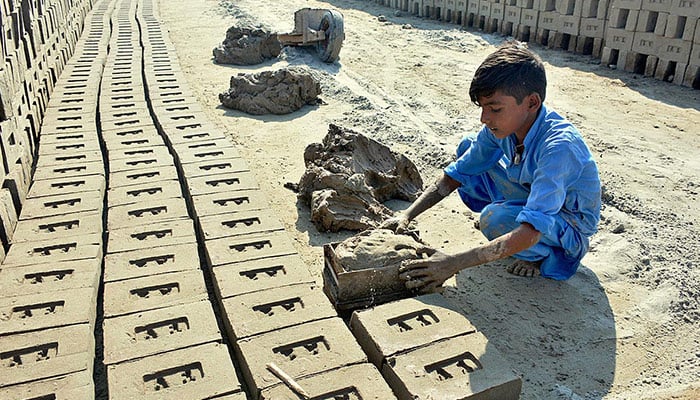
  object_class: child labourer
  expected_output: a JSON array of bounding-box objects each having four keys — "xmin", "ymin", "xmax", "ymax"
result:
[{"xmin": 382, "ymin": 41, "xmax": 601, "ymax": 293}]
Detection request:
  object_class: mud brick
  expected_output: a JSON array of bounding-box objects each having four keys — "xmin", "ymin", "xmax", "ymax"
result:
[
  {"xmin": 150, "ymin": 101, "xmax": 203, "ymax": 119},
  {"xmin": 260, "ymin": 363, "xmax": 397, "ymax": 400},
  {"xmin": 2, "ymin": 163, "xmax": 31, "ymax": 212},
  {"xmin": 657, "ymin": 37, "xmax": 692, "ymax": 63},
  {"xmin": 0, "ymin": 370, "xmax": 93, "ymax": 400},
  {"xmin": 0, "ymin": 287, "xmax": 96, "ymax": 335},
  {"xmin": 27, "ymin": 174, "xmax": 105, "ymax": 198},
  {"xmin": 382, "ymin": 332, "xmax": 521, "ymax": 400},
  {"xmin": 191, "ymin": 189, "xmax": 269, "ymax": 219},
  {"xmin": 101, "ymin": 123, "xmax": 160, "ymax": 144},
  {"xmin": 642, "ymin": 0, "xmax": 672, "ymax": 11},
  {"xmin": 349, "ymin": 293, "xmax": 478, "ymax": 366},
  {"xmin": 671, "ymin": 0, "xmax": 700, "ymax": 17},
  {"xmin": 160, "ymin": 121, "xmax": 224, "ymax": 144},
  {"xmin": 0, "ymin": 187, "xmax": 18, "ymax": 248},
  {"xmin": 107, "ymin": 178, "xmax": 182, "ymax": 207},
  {"xmin": 19, "ymin": 191, "xmax": 103, "ymax": 220},
  {"xmin": 38, "ymin": 130, "xmax": 97, "ymax": 145},
  {"xmin": 12, "ymin": 210, "xmax": 102, "ymax": 243},
  {"xmin": 98, "ymin": 97, "xmax": 143, "ymax": 117},
  {"xmin": 611, "ymin": 0, "xmax": 642, "ymax": 9},
  {"xmin": 604, "ymin": 27, "xmax": 635, "ymax": 52},
  {"xmin": 107, "ymin": 342, "xmax": 241, "ymax": 400},
  {"xmin": 236, "ymin": 317, "xmax": 367, "ymax": 398},
  {"xmin": 41, "ymin": 110, "xmax": 97, "ymax": 129},
  {"xmin": 186, "ymin": 170, "xmax": 259, "ymax": 196},
  {"xmin": 104, "ymin": 242, "xmax": 200, "ymax": 283},
  {"xmin": 100, "ymin": 108, "xmax": 152, "ymax": 125},
  {"xmin": 103, "ymin": 300, "xmax": 221, "ymax": 365},
  {"xmin": 103, "ymin": 134, "xmax": 164, "ymax": 151},
  {"xmin": 153, "ymin": 110, "xmax": 209, "ymax": 132},
  {"xmin": 212, "ymin": 254, "xmax": 316, "ymax": 299},
  {"xmin": 32, "ymin": 160, "xmax": 105, "ymax": 181},
  {"xmin": 107, "ymin": 149, "xmax": 174, "ymax": 173},
  {"xmin": 632, "ymin": 31, "xmax": 662, "ymax": 55},
  {"xmin": 162, "ymin": 122, "xmax": 226, "ymax": 145},
  {"xmin": 0, "ymin": 323, "xmax": 94, "ymax": 387},
  {"xmin": 580, "ymin": 17, "xmax": 605, "ymax": 39},
  {"xmin": 147, "ymin": 92, "xmax": 190, "ymax": 109},
  {"xmin": 109, "ymin": 164, "xmax": 180, "ymax": 189},
  {"xmin": 107, "ymin": 218, "xmax": 196, "ymax": 253},
  {"xmin": 45, "ymin": 94, "xmax": 94, "ymax": 110},
  {"xmin": 180, "ymin": 156, "xmax": 250, "ymax": 180},
  {"xmin": 100, "ymin": 115, "xmax": 154, "ymax": 133},
  {"xmin": 205, "ymin": 231, "xmax": 297, "ymax": 267},
  {"xmin": 222, "ymin": 282, "xmax": 336, "ymax": 340},
  {"xmin": 2, "ymin": 233, "xmax": 102, "ymax": 267},
  {"xmin": 0, "ymin": 258, "xmax": 101, "ymax": 298},
  {"xmin": 103, "ymin": 269, "xmax": 208, "ymax": 318},
  {"xmin": 608, "ymin": 6, "xmax": 640, "ymax": 31},
  {"xmin": 198, "ymin": 209, "xmax": 284, "ymax": 241},
  {"xmin": 148, "ymin": 87, "xmax": 190, "ymax": 103},
  {"xmin": 106, "ymin": 144, "xmax": 171, "ymax": 162},
  {"xmin": 34, "ymin": 150, "xmax": 102, "ymax": 168},
  {"xmin": 107, "ymin": 197, "xmax": 189, "ymax": 229}
]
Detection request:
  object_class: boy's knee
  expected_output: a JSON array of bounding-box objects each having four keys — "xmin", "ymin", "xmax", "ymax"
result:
[{"xmin": 479, "ymin": 203, "xmax": 520, "ymax": 240}]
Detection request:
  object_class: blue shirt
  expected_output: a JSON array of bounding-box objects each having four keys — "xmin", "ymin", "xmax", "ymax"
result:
[{"xmin": 444, "ymin": 105, "xmax": 601, "ymax": 266}]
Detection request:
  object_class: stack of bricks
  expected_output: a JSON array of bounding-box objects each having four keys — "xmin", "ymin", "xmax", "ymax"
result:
[
  {"xmin": 380, "ymin": 0, "xmax": 700, "ymax": 88},
  {"xmin": 99, "ymin": 0, "xmax": 242, "ymax": 398},
  {"xmin": 1, "ymin": 0, "xmax": 93, "ymax": 262},
  {"xmin": 602, "ymin": 0, "xmax": 699, "ymax": 86},
  {"xmin": 349, "ymin": 293, "xmax": 522, "ymax": 399},
  {"xmin": 0, "ymin": 0, "xmax": 107, "ymax": 397}
]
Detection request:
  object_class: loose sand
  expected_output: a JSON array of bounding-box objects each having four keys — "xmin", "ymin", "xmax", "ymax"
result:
[{"xmin": 157, "ymin": 0, "xmax": 700, "ymax": 399}]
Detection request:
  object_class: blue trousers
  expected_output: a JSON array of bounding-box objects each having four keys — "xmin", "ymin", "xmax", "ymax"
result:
[{"xmin": 453, "ymin": 136, "xmax": 586, "ymax": 279}]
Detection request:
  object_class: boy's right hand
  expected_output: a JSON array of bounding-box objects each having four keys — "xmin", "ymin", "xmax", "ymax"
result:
[{"xmin": 379, "ymin": 214, "xmax": 411, "ymax": 233}]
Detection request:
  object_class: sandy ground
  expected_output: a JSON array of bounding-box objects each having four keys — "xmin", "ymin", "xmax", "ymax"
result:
[{"xmin": 156, "ymin": 0, "xmax": 700, "ymax": 399}]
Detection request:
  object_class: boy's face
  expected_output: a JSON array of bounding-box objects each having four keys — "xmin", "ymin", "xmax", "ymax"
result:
[{"xmin": 478, "ymin": 90, "xmax": 539, "ymax": 141}]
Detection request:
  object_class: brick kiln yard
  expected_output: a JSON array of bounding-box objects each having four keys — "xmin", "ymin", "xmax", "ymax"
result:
[{"xmin": 1, "ymin": 0, "xmax": 699, "ymax": 399}]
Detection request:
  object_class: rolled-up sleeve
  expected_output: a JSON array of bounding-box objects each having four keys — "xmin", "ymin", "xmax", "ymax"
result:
[{"xmin": 444, "ymin": 128, "xmax": 503, "ymax": 185}]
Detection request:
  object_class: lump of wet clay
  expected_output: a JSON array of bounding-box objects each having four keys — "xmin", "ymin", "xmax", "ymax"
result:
[
  {"xmin": 212, "ymin": 25, "xmax": 282, "ymax": 65},
  {"xmin": 333, "ymin": 229, "xmax": 431, "ymax": 271},
  {"xmin": 298, "ymin": 124, "xmax": 423, "ymax": 232},
  {"xmin": 219, "ymin": 67, "xmax": 322, "ymax": 115}
]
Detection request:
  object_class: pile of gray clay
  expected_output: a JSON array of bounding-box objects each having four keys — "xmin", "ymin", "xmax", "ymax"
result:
[
  {"xmin": 333, "ymin": 229, "xmax": 433, "ymax": 271},
  {"xmin": 219, "ymin": 67, "xmax": 322, "ymax": 115},
  {"xmin": 212, "ymin": 25, "xmax": 281, "ymax": 65},
  {"xmin": 298, "ymin": 124, "xmax": 424, "ymax": 232}
]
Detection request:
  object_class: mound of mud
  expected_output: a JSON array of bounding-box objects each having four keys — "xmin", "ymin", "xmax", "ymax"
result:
[
  {"xmin": 334, "ymin": 229, "xmax": 432, "ymax": 271},
  {"xmin": 212, "ymin": 25, "xmax": 281, "ymax": 65},
  {"xmin": 219, "ymin": 67, "xmax": 322, "ymax": 115},
  {"xmin": 299, "ymin": 124, "xmax": 423, "ymax": 232}
]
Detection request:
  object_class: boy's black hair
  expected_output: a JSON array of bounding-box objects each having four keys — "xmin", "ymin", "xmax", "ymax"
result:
[{"xmin": 469, "ymin": 41, "xmax": 547, "ymax": 105}]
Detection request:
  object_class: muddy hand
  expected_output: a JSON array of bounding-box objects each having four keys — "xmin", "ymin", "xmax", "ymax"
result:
[
  {"xmin": 399, "ymin": 253, "xmax": 451, "ymax": 294},
  {"xmin": 379, "ymin": 214, "xmax": 410, "ymax": 233}
]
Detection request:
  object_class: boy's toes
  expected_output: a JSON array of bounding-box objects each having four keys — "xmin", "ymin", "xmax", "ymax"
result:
[{"xmin": 506, "ymin": 260, "xmax": 541, "ymax": 277}]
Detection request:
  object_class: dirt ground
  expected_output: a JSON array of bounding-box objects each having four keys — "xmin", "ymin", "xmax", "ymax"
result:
[{"xmin": 156, "ymin": 0, "xmax": 700, "ymax": 399}]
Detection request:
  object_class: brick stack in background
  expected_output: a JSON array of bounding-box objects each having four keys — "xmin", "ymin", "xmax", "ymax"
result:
[
  {"xmin": 393, "ymin": 0, "xmax": 700, "ymax": 88},
  {"xmin": 0, "ymin": 0, "xmax": 95, "ymax": 262},
  {"xmin": 0, "ymin": 0, "xmax": 106, "ymax": 398}
]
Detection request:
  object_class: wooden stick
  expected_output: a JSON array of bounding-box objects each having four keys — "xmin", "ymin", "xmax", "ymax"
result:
[{"xmin": 266, "ymin": 362, "xmax": 311, "ymax": 399}]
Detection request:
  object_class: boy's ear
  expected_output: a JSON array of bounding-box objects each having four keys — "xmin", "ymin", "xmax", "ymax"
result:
[{"xmin": 527, "ymin": 93, "xmax": 541, "ymax": 110}]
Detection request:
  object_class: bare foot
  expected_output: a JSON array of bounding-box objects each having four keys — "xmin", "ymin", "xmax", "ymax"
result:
[{"xmin": 507, "ymin": 259, "xmax": 542, "ymax": 277}]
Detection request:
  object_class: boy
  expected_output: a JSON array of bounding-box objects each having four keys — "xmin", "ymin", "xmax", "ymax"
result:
[{"xmin": 383, "ymin": 41, "xmax": 601, "ymax": 293}]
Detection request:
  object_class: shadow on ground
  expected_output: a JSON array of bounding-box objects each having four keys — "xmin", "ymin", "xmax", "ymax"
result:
[{"xmin": 445, "ymin": 260, "xmax": 616, "ymax": 399}]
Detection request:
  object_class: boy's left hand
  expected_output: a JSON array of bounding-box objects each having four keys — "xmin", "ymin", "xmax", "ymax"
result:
[{"xmin": 399, "ymin": 249, "xmax": 454, "ymax": 294}]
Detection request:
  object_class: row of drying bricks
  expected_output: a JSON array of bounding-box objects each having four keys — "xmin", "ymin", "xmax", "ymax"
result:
[{"xmin": 0, "ymin": 0, "xmax": 521, "ymax": 399}]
